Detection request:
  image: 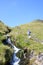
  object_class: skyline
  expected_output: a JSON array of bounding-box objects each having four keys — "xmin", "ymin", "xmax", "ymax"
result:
[{"xmin": 0, "ymin": 0, "xmax": 43, "ymax": 27}]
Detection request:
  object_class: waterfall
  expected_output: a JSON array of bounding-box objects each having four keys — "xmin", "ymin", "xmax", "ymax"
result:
[
  {"xmin": 5, "ymin": 36, "xmax": 21, "ymax": 65},
  {"xmin": 10, "ymin": 44, "xmax": 21, "ymax": 65}
]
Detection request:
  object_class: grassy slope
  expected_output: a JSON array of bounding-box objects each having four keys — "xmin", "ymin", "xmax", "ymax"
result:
[
  {"xmin": 0, "ymin": 21, "xmax": 12, "ymax": 64},
  {"xmin": 0, "ymin": 20, "xmax": 43, "ymax": 64},
  {"xmin": 0, "ymin": 21, "xmax": 8, "ymax": 34},
  {"xmin": 9, "ymin": 20, "xmax": 43, "ymax": 54}
]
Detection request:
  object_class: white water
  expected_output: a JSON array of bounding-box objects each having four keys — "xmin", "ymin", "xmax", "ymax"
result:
[
  {"xmin": 10, "ymin": 44, "xmax": 20, "ymax": 65},
  {"xmin": 6, "ymin": 37, "xmax": 21, "ymax": 65}
]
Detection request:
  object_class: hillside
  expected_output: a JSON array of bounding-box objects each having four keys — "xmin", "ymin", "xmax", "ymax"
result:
[
  {"xmin": 0, "ymin": 20, "xmax": 11, "ymax": 34},
  {"xmin": 0, "ymin": 21, "xmax": 12, "ymax": 65},
  {"xmin": 0, "ymin": 20, "xmax": 43, "ymax": 65},
  {"xmin": 10, "ymin": 20, "xmax": 43, "ymax": 40},
  {"xmin": 0, "ymin": 20, "xmax": 12, "ymax": 43},
  {"xmin": 9, "ymin": 20, "xmax": 43, "ymax": 53}
]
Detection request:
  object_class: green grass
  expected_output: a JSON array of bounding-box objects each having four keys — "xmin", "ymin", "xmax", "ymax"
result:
[
  {"xmin": 9, "ymin": 20, "xmax": 43, "ymax": 53},
  {"xmin": 0, "ymin": 43, "xmax": 13, "ymax": 65},
  {"xmin": 0, "ymin": 20, "xmax": 43, "ymax": 65}
]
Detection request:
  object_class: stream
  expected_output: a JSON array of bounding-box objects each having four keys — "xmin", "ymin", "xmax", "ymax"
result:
[{"xmin": 10, "ymin": 44, "xmax": 21, "ymax": 65}]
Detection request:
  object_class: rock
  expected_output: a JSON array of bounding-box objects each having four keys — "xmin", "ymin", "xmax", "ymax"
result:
[{"xmin": 31, "ymin": 52, "xmax": 43, "ymax": 65}]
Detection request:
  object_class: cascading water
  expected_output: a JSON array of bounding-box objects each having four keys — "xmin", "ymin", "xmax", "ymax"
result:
[
  {"xmin": 5, "ymin": 36, "xmax": 21, "ymax": 65},
  {"xmin": 10, "ymin": 44, "xmax": 21, "ymax": 65}
]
